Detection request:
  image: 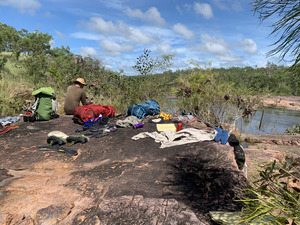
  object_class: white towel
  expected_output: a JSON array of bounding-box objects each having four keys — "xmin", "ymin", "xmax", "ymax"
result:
[{"xmin": 132, "ymin": 128, "xmax": 217, "ymax": 148}]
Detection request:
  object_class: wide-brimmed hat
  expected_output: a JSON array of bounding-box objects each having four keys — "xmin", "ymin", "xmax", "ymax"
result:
[{"xmin": 73, "ymin": 78, "xmax": 86, "ymax": 85}]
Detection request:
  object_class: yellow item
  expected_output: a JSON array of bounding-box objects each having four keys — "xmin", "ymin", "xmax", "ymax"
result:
[
  {"xmin": 156, "ymin": 123, "xmax": 176, "ymax": 132},
  {"xmin": 156, "ymin": 113, "xmax": 172, "ymax": 120},
  {"xmin": 73, "ymin": 78, "xmax": 86, "ymax": 85}
]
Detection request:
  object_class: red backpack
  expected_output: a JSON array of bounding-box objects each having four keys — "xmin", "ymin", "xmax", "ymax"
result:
[{"xmin": 73, "ymin": 105, "xmax": 115, "ymax": 124}]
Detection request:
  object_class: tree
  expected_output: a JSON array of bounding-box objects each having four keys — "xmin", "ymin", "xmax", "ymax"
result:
[
  {"xmin": 0, "ymin": 23, "xmax": 20, "ymax": 70},
  {"xmin": 252, "ymin": 1, "xmax": 300, "ymax": 68},
  {"xmin": 0, "ymin": 23, "xmax": 20, "ymax": 52},
  {"xmin": 48, "ymin": 46, "xmax": 76, "ymax": 87},
  {"xmin": 16, "ymin": 30, "xmax": 53, "ymax": 84},
  {"xmin": 17, "ymin": 30, "xmax": 52, "ymax": 56},
  {"xmin": 132, "ymin": 49, "xmax": 174, "ymax": 75}
]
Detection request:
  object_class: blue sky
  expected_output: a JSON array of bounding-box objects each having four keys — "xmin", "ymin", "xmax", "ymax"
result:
[{"xmin": 0, "ymin": 0, "xmax": 288, "ymax": 75}]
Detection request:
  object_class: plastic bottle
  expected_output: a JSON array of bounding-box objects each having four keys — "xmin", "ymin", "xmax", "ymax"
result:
[
  {"xmin": 109, "ymin": 126, "xmax": 117, "ymax": 132},
  {"xmin": 177, "ymin": 123, "xmax": 182, "ymax": 132},
  {"xmin": 133, "ymin": 123, "xmax": 143, "ymax": 129}
]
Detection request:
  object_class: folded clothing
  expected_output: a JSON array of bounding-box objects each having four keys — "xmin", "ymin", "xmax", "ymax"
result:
[
  {"xmin": 0, "ymin": 116, "xmax": 21, "ymax": 127},
  {"xmin": 116, "ymin": 116, "xmax": 142, "ymax": 127}
]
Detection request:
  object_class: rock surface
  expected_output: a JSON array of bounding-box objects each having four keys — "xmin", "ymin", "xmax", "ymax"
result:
[
  {"xmin": 263, "ymin": 95, "xmax": 300, "ymax": 111},
  {"xmin": 0, "ymin": 115, "xmax": 248, "ymax": 225}
]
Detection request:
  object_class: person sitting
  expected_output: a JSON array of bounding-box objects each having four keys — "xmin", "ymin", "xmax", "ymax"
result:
[{"xmin": 64, "ymin": 78, "xmax": 92, "ymax": 115}]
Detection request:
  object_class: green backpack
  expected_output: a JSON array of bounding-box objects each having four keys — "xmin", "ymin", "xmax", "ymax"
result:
[{"xmin": 32, "ymin": 87, "xmax": 56, "ymax": 121}]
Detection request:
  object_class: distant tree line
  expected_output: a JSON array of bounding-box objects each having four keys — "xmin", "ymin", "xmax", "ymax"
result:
[{"xmin": 0, "ymin": 22, "xmax": 299, "ymax": 117}]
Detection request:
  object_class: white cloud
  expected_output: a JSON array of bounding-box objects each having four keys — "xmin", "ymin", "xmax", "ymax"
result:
[
  {"xmin": 216, "ymin": 54, "xmax": 243, "ymax": 62},
  {"xmin": 81, "ymin": 17, "xmax": 153, "ymax": 44},
  {"xmin": 173, "ymin": 23, "xmax": 196, "ymax": 40},
  {"xmin": 184, "ymin": 3, "xmax": 192, "ymax": 11},
  {"xmin": 71, "ymin": 32, "xmax": 102, "ymax": 41},
  {"xmin": 117, "ymin": 21, "xmax": 153, "ymax": 44},
  {"xmin": 176, "ymin": 5, "xmax": 183, "ymax": 15},
  {"xmin": 211, "ymin": 0, "xmax": 243, "ymax": 11},
  {"xmin": 97, "ymin": 0, "xmax": 124, "ymax": 11},
  {"xmin": 55, "ymin": 30, "xmax": 67, "ymax": 41},
  {"xmin": 0, "ymin": 0, "xmax": 41, "ymax": 14},
  {"xmin": 194, "ymin": 2, "xmax": 213, "ymax": 19},
  {"xmin": 45, "ymin": 11, "xmax": 55, "ymax": 18},
  {"xmin": 79, "ymin": 47, "xmax": 99, "ymax": 58},
  {"xmin": 201, "ymin": 34, "xmax": 229, "ymax": 55},
  {"xmin": 194, "ymin": 34, "xmax": 244, "ymax": 64},
  {"xmin": 125, "ymin": 7, "xmax": 166, "ymax": 26},
  {"xmin": 240, "ymin": 38, "xmax": 258, "ymax": 54},
  {"xmin": 84, "ymin": 17, "xmax": 116, "ymax": 35},
  {"xmin": 156, "ymin": 43, "xmax": 172, "ymax": 55},
  {"xmin": 100, "ymin": 39, "xmax": 134, "ymax": 56}
]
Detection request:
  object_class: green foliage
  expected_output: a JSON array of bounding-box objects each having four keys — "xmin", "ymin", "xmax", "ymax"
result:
[
  {"xmin": 0, "ymin": 57, "xmax": 7, "ymax": 71},
  {"xmin": 285, "ymin": 125, "xmax": 300, "ymax": 134},
  {"xmin": 239, "ymin": 160, "xmax": 300, "ymax": 224},
  {"xmin": 25, "ymin": 54, "xmax": 49, "ymax": 84},
  {"xmin": 17, "ymin": 30, "xmax": 52, "ymax": 56},
  {"xmin": 0, "ymin": 21, "xmax": 299, "ymax": 117},
  {"xmin": 48, "ymin": 46, "xmax": 76, "ymax": 88},
  {"xmin": 133, "ymin": 49, "xmax": 155, "ymax": 75},
  {"xmin": 252, "ymin": 0, "xmax": 300, "ymax": 69},
  {"xmin": 132, "ymin": 48, "xmax": 174, "ymax": 75},
  {"xmin": 0, "ymin": 22, "xmax": 20, "ymax": 53},
  {"xmin": 0, "ymin": 77, "xmax": 32, "ymax": 115},
  {"xmin": 175, "ymin": 63, "xmax": 260, "ymax": 127},
  {"xmin": 213, "ymin": 63, "xmax": 299, "ymax": 96}
]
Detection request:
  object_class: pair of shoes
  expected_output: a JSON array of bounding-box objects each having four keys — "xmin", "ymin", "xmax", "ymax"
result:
[
  {"xmin": 48, "ymin": 135, "xmax": 89, "ymax": 145},
  {"xmin": 228, "ymin": 134, "xmax": 239, "ymax": 146},
  {"xmin": 234, "ymin": 145, "xmax": 245, "ymax": 170},
  {"xmin": 47, "ymin": 136, "xmax": 65, "ymax": 146},
  {"xmin": 214, "ymin": 128, "xmax": 229, "ymax": 145},
  {"xmin": 66, "ymin": 135, "xmax": 89, "ymax": 144},
  {"xmin": 214, "ymin": 127, "xmax": 222, "ymax": 142}
]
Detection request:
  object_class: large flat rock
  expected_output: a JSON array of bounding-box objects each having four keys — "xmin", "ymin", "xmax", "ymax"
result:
[{"xmin": 0, "ymin": 115, "xmax": 247, "ymax": 224}]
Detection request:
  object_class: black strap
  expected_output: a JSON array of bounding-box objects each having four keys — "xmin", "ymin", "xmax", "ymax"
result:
[{"xmin": 39, "ymin": 145, "xmax": 78, "ymax": 156}]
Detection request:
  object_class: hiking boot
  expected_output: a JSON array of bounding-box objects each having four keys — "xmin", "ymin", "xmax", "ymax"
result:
[
  {"xmin": 47, "ymin": 136, "xmax": 66, "ymax": 146},
  {"xmin": 67, "ymin": 135, "xmax": 89, "ymax": 144}
]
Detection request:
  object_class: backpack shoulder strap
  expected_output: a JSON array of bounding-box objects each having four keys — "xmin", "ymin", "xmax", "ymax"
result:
[{"xmin": 31, "ymin": 96, "xmax": 40, "ymax": 111}]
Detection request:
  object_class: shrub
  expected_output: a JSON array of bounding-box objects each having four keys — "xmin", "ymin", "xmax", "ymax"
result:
[{"xmin": 239, "ymin": 160, "xmax": 300, "ymax": 224}]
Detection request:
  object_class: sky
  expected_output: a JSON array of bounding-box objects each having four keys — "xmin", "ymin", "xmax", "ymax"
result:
[{"xmin": 0, "ymin": 0, "xmax": 289, "ymax": 75}]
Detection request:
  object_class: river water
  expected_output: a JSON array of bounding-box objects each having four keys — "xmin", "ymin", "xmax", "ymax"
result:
[
  {"xmin": 166, "ymin": 98, "xmax": 300, "ymax": 134},
  {"xmin": 237, "ymin": 108, "xmax": 300, "ymax": 134}
]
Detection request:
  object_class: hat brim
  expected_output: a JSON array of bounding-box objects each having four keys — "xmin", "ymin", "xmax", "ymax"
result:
[{"xmin": 73, "ymin": 80, "xmax": 87, "ymax": 85}]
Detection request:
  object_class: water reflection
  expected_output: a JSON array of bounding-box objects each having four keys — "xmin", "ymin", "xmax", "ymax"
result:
[{"xmin": 237, "ymin": 108, "xmax": 300, "ymax": 134}]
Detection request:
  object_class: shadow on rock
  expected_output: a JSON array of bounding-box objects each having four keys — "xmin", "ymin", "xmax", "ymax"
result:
[{"xmin": 165, "ymin": 150, "xmax": 249, "ymax": 215}]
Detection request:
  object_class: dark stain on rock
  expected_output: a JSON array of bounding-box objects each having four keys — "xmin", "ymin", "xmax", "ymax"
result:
[{"xmin": 0, "ymin": 169, "xmax": 13, "ymax": 182}]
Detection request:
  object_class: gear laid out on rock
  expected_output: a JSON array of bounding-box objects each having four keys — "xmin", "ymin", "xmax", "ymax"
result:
[{"xmin": 38, "ymin": 131, "xmax": 90, "ymax": 156}]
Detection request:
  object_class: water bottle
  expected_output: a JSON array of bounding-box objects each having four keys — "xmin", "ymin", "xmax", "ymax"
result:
[
  {"xmin": 177, "ymin": 123, "xmax": 182, "ymax": 132},
  {"xmin": 133, "ymin": 123, "xmax": 143, "ymax": 129},
  {"xmin": 109, "ymin": 126, "xmax": 117, "ymax": 132}
]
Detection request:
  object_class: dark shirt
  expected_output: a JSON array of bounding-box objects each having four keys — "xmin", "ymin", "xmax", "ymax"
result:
[{"xmin": 64, "ymin": 85, "xmax": 87, "ymax": 115}]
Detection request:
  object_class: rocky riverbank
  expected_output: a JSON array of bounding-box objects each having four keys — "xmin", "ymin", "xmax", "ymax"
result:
[
  {"xmin": 263, "ymin": 95, "xmax": 300, "ymax": 111},
  {"xmin": 241, "ymin": 96, "xmax": 300, "ymax": 181},
  {"xmin": 0, "ymin": 115, "xmax": 248, "ymax": 225},
  {"xmin": 0, "ymin": 96, "xmax": 299, "ymax": 224}
]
